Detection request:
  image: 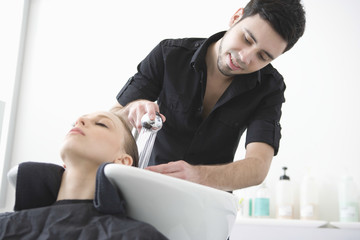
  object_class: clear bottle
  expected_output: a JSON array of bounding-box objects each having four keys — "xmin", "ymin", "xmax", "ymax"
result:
[
  {"xmin": 276, "ymin": 167, "xmax": 294, "ymax": 219},
  {"xmin": 338, "ymin": 175, "xmax": 359, "ymax": 222},
  {"xmin": 254, "ymin": 181, "xmax": 270, "ymax": 218},
  {"xmin": 234, "ymin": 189, "xmax": 252, "ymax": 218},
  {"xmin": 300, "ymin": 168, "xmax": 319, "ymax": 220}
]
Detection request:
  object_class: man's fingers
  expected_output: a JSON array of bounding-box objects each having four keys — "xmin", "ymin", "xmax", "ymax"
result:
[
  {"xmin": 145, "ymin": 103, "xmax": 159, "ymax": 121},
  {"xmin": 147, "ymin": 161, "xmax": 184, "ymax": 173},
  {"xmin": 125, "ymin": 100, "xmax": 166, "ymax": 130}
]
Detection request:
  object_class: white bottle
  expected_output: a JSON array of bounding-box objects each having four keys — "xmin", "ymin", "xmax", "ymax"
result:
[
  {"xmin": 276, "ymin": 167, "xmax": 294, "ymax": 219},
  {"xmin": 300, "ymin": 169, "xmax": 319, "ymax": 220},
  {"xmin": 338, "ymin": 175, "xmax": 359, "ymax": 222},
  {"xmin": 254, "ymin": 181, "xmax": 270, "ymax": 218}
]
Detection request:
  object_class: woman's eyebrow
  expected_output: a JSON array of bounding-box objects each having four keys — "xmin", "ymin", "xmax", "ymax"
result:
[{"xmin": 97, "ymin": 114, "xmax": 116, "ymax": 127}]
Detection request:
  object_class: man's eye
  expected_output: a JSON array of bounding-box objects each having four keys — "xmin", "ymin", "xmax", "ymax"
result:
[
  {"xmin": 244, "ymin": 36, "xmax": 251, "ymax": 44},
  {"xmin": 96, "ymin": 122, "xmax": 108, "ymax": 128},
  {"xmin": 258, "ymin": 53, "xmax": 266, "ymax": 61},
  {"xmin": 258, "ymin": 53, "xmax": 269, "ymax": 62}
]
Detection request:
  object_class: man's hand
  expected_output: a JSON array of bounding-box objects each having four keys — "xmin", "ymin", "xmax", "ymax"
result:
[
  {"xmin": 146, "ymin": 142, "xmax": 274, "ymax": 191},
  {"xmin": 146, "ymin": 160, "xmax": 205, "ymax": 185},
  {"xmin": 111, "ymin": 101, "xmax": 166, "ymax": 132}
]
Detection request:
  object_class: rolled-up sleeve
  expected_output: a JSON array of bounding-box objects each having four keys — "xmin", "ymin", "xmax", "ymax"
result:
[
  {"xmin": 245, "ymin": 85, "xmax": 285, "ymax": 156},
  {"xmin": 246, "ymin": 119, "xmax": 282, "ymax": 155}
]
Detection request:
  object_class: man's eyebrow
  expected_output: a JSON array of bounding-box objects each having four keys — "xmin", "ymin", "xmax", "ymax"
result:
[
  {"xmin": 244, "ymin": 28, "xmax": 275, "ymax": 60},
  {"xmin": 245, "ymin": 28, "xmax": 258, "ymax": 44},
  {"xmin": 263, "ymin": 50, "xmax": 274, "ymax": 60}
]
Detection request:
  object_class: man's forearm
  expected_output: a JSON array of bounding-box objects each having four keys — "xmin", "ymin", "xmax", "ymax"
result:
[{"xmin": 200, "ymin": 157, "xmax": 271, "ymax": 191}]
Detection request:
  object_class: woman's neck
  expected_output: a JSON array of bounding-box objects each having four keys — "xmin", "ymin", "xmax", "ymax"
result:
[{"xmin": 56, "ymin": 165, "xmax": 97, "ymax": 201}]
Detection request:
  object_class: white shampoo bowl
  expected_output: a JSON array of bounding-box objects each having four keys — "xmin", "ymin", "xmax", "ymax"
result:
[{"xmin": 104, "ymin": 164, "xmax": 238, "ymax": 240}]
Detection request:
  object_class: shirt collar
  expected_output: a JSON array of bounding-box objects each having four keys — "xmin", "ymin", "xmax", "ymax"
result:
[{"xmin": 190, "ymin": 31, "xmax": 225, "ymax": 71}]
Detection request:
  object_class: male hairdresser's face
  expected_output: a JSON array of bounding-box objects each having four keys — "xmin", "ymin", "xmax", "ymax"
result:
[
  {"xmin": 217, "ymin": 14, "xmax": 287, "ymax": 76},
  {"xmin": 61, "ymin": 111, "xmax": 125, "ymax": 165}
]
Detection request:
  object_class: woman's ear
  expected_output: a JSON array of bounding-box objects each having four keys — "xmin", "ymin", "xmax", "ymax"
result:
[
  {"xmin": 114, "ymin": 154, "xmax": 133, "ymax": 166},
  {"xmin": 229, "ymin": 8, "xmax": 244, "ymax": 27}
]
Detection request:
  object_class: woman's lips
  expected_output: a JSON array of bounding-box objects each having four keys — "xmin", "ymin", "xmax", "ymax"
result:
[{"xmin": 69, "ymin": 127, "xmax": 85, "ymax": 136}]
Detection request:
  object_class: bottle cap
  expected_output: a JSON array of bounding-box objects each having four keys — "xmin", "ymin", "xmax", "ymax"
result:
[{"xmin": 280, "ymin": 166, "xmax": 290, "ymax": 180}]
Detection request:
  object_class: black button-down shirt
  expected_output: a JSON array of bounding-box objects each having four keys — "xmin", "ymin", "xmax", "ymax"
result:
[{"xmin": 117, "ymin": 31, "xmax": 285, "ymax": 166}]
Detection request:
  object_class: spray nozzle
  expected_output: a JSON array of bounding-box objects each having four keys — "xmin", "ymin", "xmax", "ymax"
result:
[
  {"xmin": 137, "ymin": 112, "xmax": 163, "ymax": 169},
  {"xmin": 141, "ymin": 112, "xmax": 163, "ymax": 132}
]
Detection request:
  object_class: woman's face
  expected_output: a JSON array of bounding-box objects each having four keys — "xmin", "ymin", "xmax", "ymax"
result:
[{"xmin": 60, "ymin": 111, "xmax": 128, "ymax": 165}]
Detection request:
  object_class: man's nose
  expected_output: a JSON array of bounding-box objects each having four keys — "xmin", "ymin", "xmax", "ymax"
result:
[{"xmin": 239, "ymin": 48, "xmax": 255, "ymax": 65}]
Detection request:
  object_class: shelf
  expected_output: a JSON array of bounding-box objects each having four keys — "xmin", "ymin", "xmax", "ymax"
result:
[
  {"xmin": 236, "ymin": 217, "xmax": 328, "ymax": 228},
  {"xmin": 329, "ymin": 222, "xmax": 360, "ymax": 229},
  {"xmin": 232, "ymin": 218, "xmax": 360, "ymax": 240}
]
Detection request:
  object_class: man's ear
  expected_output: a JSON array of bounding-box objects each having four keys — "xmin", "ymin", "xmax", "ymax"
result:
[
  {"xmin": 114, "ymin": 154, "xmax": 133, "ymax": 166},
  {"xmin": 229, "ymin": 8, "xmax": 244, "ymax": 27}
]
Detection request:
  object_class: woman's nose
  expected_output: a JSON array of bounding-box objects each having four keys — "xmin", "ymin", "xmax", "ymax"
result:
[{"xmin": 75, "ymin": 117, "xmax": 87, "ymax": 126}]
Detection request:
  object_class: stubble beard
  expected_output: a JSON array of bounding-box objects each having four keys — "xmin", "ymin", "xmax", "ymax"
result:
[{"xmin": 217, "ymin": 39, "xmax": 234, "ymax": 77}]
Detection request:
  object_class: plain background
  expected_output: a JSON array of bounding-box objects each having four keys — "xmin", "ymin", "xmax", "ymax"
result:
[{"xmin": 1, "ymin": 0, "xmax": 359, "ymax": 222}]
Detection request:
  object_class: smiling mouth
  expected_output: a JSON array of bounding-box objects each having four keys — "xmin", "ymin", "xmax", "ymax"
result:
[{"xmin": 228, "ymin": 54, "xmax": 244, "ymax": 71}]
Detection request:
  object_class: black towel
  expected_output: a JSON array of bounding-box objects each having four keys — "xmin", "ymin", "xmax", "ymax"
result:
[
  {"xmin": 14, "ymin": 162, "xmax": 64, "ymax": 211},
  {"xmin": 14, "ymin": 162, "xmax": 126, "ymax": 216},
  {"xmin": 93, "ymin": 163, "xmax": 126, "ymax": 215}
]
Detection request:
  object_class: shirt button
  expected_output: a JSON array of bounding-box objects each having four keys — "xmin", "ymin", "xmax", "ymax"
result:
[{"xmin": 195, "ymin": 42, "xmax": 200, "ymax": 47}]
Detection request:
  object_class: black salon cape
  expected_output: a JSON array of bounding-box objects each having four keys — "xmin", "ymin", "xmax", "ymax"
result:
[{"xmin": 0, "ymin": 162, "xmax": 168, "ymax": 240}]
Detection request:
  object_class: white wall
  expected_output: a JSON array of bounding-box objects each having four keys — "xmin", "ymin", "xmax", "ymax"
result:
[
  {"xmin": 0, "ymin": 0, "xmax": 26, "ymax": 208},
  {"xmin": 263, "ymin": 0, "xmax": 360, "ymax": 220},
  {"xmin": 1, "ymin": 0, "xmax": 359, "ymax": 222}
]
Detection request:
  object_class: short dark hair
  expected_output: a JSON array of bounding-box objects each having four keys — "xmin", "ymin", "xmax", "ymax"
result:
[{"xmin": 241, "ymin": 0, "xmax": 306, "ymax": 52}]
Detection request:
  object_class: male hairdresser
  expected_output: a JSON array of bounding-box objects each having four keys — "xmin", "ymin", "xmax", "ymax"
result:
[{"xmin": 111, "ymin": 0, "xmax": 306, "ymax": 191}]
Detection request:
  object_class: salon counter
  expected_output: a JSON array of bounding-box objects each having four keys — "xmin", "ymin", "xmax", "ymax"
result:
[{"xmin": 230, "ymin": 218, "xmax": 360, "ymax": 240}]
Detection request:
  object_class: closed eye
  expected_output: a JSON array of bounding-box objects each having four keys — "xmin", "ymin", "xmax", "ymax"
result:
[
  {"xmin": 96, "ymin": 122, "xmax": 108, "ymax": 128},
  {"xmin": 258, "ymin": 53, "xmax": 267, "ymax": 61},
  {"xmin": 258, "ymin": 51, "xmax": 271, "ymax": 62},
  {"xmin": 244, "ymin": 35, "xmax": 251, "ymax": 45}
]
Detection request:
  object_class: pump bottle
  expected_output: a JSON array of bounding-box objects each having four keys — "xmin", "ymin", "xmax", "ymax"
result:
[{"xmin": 276, "ymin": 167, "xmax": 294, "ymax": 219}]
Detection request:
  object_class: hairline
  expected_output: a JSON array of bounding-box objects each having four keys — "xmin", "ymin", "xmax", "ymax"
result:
[{"xmin": 238, "ymin": 13, "xmax": 289, "ymax": 53}]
